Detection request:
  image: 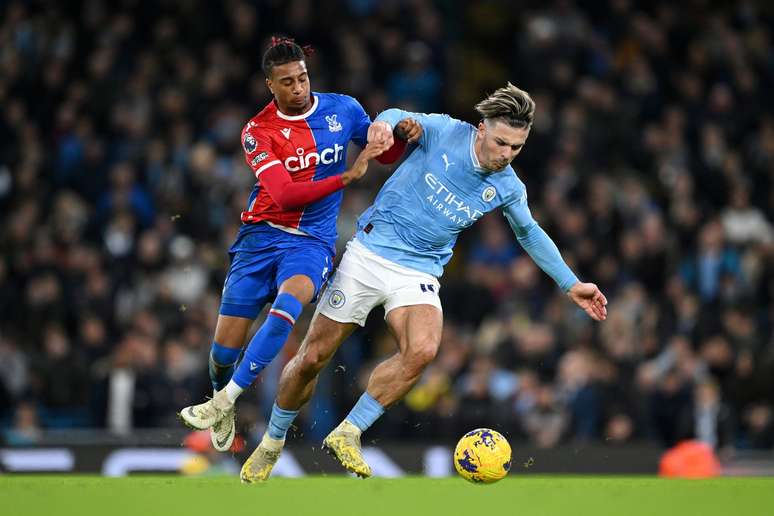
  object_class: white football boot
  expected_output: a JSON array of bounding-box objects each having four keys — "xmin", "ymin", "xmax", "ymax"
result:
[{"xmin": 179, "ymin": 389, "xmax": 233, "ymax": 432}]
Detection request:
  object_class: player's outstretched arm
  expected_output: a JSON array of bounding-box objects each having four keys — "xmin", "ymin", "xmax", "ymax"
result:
[
  {"xmin": 242, "ymin": 125, "xmax": 354, "ymax": 210},
  {"xmin": 258, "ymin": 142, "xmax": 388, "ymax": 210},
  {"xmin": 259, "ymin": 166, "xmax": 349, "ymax": 210},
  {"xmin": 244, "ymin": 112, "xmax": 390, "ymax": 209},
  {"xmin": 504, "ymin": 200, "xmax": 607, "ymax": 321}
]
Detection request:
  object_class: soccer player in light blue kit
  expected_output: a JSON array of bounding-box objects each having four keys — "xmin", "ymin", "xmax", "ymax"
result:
[{"xmin": 243, "ymin": 83, "xmax": 608, "ymax": 480}]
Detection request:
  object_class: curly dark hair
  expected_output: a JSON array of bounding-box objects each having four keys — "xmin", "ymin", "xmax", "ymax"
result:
[{"xmin": 261, "ymin": 36, "xmax": 313, "ymax": 77}]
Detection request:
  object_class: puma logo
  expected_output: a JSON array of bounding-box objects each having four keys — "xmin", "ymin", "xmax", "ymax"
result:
[{"xmin": 442, "ymin": 153, "xmax": 455, "ymax": 171}]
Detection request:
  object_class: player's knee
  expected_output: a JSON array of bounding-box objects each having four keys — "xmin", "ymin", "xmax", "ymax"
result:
[
  {"xmin": 298, "ymin": 347, "xmax": 329, "ymax": 377},
  {"xmin": 404, "ymin": 339, "xmax": 439, "ymax": 376},
  {"xmin": 278, "ymin": 275, "xmax": 315, "ymax": 305},
  {"xmin": 414, "ymin": 344, "xmax": 439, "ymax": 368}
]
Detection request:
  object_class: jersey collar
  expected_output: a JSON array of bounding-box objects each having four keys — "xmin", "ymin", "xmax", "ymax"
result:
[
  {"xmin": 469, "ymin": 128, "xmax": 489, "ymax": 174},
  {"xmin": 469, "ymin": 126, "xmax": 507, "ymax": 174},
  {"xmin": 275, "ymin": 94, "xmax": 319, "ymax": 121}
]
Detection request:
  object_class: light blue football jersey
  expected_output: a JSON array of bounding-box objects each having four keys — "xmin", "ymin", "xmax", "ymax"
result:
[{"xmin": 355, "ymin": 109, "xmax": 578, "ymax": 291}]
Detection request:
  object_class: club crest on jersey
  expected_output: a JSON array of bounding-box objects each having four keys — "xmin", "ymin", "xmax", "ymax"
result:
[
  {"xmin": 482, "ymin": 186, "xmax": 497, "ymax": 202},
  {"xmin": 243, "ymin": 133, "xmax": 257, "ymax": 153},
  {"xmin": 328, "ymin": 289, "xmax": 346, "ymax": 308},
  {"xmin": 325, "ymin": 114, "xmax": 342, "ymax": 132},
  {"xmin": 251, "ymin": 152, "xmax": 269, "ymax": 167}
]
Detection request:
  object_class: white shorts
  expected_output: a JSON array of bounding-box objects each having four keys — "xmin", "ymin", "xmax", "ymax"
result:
[{"xmin": 317, "ymin": 239, "xmax": 442, "ymax": 327}]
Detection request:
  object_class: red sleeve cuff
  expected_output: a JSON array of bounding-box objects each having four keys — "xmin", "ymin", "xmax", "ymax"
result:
[{"xmin": 376, "ymin": 138, "xmax": 407, "ymax": 164}]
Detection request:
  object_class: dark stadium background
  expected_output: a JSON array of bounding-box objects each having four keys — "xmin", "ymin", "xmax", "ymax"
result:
[{"xmin": 0, "ymin": 0, "xmax": 772, "ymax": 476}]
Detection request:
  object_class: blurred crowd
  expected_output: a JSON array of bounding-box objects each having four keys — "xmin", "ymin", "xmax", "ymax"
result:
[{"xmin": 1, "ymin": 0, "xmax": 772, "ymax": 451}]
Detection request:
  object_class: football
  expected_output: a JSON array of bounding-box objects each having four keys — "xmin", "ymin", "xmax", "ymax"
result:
[{"xmin": 453, "ymin": 428, "xmax": 512, "ymax": 483}]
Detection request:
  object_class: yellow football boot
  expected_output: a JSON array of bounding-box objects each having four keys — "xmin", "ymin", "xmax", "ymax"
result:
[
  {"xmin": 322, "ymin": 420, "xmax": 372, "ymax": 478},
  {"xmin": 240, "ymin": 434, "xmax": 284, "ymax": 484}
]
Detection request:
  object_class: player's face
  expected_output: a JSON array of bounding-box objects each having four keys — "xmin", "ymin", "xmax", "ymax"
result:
[
  {"xmin": 267, "ymin": 60, "xmax": 312, "ymax": 115},
  {"xmin": 476, "ymin": 120, "xmax": 529, "ymax": 171}
]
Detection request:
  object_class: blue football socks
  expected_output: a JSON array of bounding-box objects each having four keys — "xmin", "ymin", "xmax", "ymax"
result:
[
  {"xmin": 345, "ymin": 392, "xmax": 385, "ymax": 432},
  {"xmin": 208, "ymin": 342, "xmax": 242, "ymax": 391},
  {"xmin": 267, "ymin": 402, "xmax": 300, "ymax": 440},
  {"xmin": 231, "ymin": 293, "xmax": 303, "ymax": 389}
]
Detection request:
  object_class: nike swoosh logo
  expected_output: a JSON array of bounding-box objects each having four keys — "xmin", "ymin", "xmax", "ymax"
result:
[
  {"xmin": 215, "ymin": 431, "xmax": 231, "ymax": 449},
  {"xmin": 187, "ymin": 407, "xmax": 197, "ymax": 418}
]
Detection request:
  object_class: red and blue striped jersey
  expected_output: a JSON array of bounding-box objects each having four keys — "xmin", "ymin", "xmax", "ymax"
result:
[{"xmin": 239, "ymin": 93, "xmax": 370, "ymax": 248}]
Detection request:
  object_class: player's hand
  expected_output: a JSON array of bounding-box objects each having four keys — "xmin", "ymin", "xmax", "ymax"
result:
[
  {"xmin": 395, "ymin": 118, "xmax": 423, "ymax": 143},
  {"xmin": 367, "ymin": 121, "xmax": 394, "ymax": 147},
  {"xmin": 567, "ymin": 282, "xmax": 608, "ymax": 321},
  {"xmin": 341, "ymin": 141, "xmax": 390, "ymax": 185}
]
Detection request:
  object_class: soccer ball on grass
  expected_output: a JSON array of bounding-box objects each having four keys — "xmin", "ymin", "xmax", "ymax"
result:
[{"xmin": 453, "ymin": 428, "xmax": 512, "ymax": 483}]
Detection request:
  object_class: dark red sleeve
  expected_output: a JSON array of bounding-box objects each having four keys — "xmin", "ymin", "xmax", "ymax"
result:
[
  {"xmin": 375, "ymin": 138, "xmax": 407, "ymax": 164},
  {"xmin": 259, "ymin": 166, "xmax": 345, "ymax": 210}
]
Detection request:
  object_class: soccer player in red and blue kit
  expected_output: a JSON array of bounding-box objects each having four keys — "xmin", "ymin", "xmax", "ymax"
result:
[{"xmin": 178, "ymin": 38, "xmax": 401, "ymax": 473}]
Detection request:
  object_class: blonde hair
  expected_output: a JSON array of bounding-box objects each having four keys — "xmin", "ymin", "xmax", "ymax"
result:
[{"xmin": 474, "ymin": 82, "xmax": 535, "ymax": 128}]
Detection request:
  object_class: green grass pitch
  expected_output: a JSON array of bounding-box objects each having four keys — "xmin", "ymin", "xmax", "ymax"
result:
[{"xmin": 2, "ymin": 476, "xmax": 773, "ymax": 516}]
